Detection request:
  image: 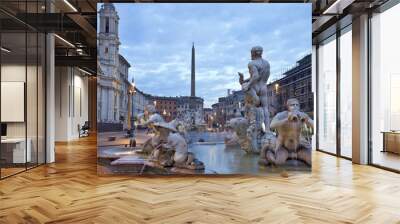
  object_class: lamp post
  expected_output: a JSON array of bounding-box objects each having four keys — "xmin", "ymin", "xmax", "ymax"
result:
[
  {"xmin": 127, "ymin": 81, "xmax": 135, "ymax": 132},
  {"xmin": 127, "ymin": 81, "xmax": 137, "ymax": 146}
]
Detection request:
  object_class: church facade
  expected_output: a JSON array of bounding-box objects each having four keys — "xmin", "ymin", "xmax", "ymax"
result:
[{"xmin": 97, "ymin": 3, "xmax": 133, "ymax": 131}]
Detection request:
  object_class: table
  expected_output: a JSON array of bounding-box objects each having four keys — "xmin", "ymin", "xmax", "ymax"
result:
[{"xmin": 1, "ymin": 138, "xmax": 31, "ymax": 163}]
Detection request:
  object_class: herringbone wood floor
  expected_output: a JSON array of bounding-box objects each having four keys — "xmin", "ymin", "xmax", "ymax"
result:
[{"xmin": 1, "ymin": 135, "xmax": 400, "ymax": 224}]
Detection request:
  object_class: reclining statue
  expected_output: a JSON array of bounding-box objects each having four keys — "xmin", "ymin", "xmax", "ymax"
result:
[
  {"xmin": 149, "ymin": 121, "xmax": 205, "ymax": 170},
  {"xmin": 141, "ymin": 104, "xmax": 166, "ymax": 154},
  {"xmin": 259, "ymin": 98, "xmax": 313, "ymax": 166}
]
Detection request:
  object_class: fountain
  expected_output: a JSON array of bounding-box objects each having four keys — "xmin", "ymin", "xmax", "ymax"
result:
[
  {"xmin": 97, "ymin": 46, "xmax": 312, "ymax": 175},
  {"xmin": 228, "ymin": 46, "xmax": 313, "ymax": 168},
  {"xmin": 98, "ymin": 104, "xmax": 205, "ymax": 174}
]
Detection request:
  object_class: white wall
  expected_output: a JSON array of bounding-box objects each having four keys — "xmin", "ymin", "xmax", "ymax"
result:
[
  {"xmin": 55, "ymin": 67, "xmax": 89, "ymax": 141},
  {"xmin": 71, "ymin": 73, "xmax": 89, "ymax": 138},
  {"xmin": 55, "ymin": 66, "xmax": 69, "ymax": 141},
  {"xmin": 1, "ymin": 64, "xmax": 26, "ymax": 138}
]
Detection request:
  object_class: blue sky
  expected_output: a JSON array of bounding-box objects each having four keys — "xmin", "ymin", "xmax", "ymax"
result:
[{"xmin": 112, "ymin": 3, "xmax": 311, "ymax": 108}]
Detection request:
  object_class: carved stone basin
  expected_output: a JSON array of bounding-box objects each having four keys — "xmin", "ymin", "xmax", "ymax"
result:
[{"xmin": 98, "ymin": 147, "xmax": 144, "ymax": 159}]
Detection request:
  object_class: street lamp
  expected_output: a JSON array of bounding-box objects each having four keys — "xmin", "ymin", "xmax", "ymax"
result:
[{"xmin": 127, "ymin": 81, "xmax": 136, "ymax": 139}]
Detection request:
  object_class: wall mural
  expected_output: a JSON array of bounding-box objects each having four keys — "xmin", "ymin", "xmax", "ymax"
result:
[{"xmin": 96, "ymin": 3, "xmax": 313, "ymax": 175}]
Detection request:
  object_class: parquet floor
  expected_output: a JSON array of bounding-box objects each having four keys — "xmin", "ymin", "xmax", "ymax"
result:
[{"xmin": 1, "ymin": 135, "xmax": 400, "ymax": 223}]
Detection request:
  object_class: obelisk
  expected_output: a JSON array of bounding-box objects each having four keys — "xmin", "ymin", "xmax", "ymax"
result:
[{"xmin": 191, "ymin": 43, "xmax": 195, "ymax": 97}]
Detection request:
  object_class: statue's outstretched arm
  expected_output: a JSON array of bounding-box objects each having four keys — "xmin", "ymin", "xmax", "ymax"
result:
[{"xmin": 238, "ymin": 72, "xmax": 250, "ymax": 84}]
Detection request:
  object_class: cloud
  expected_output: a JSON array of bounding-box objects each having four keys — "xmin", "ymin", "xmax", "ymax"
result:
[{"xmin": 109, "ymin": 3, "xmax": 311, "ymax": 107}]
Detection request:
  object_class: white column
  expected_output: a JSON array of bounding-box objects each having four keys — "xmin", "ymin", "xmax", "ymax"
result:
[
  {"xmin": 116, "ymin": 91, "xmax": 120, "ymax": 122},
  {"xmin": 352, "ymin": 14, "xmax": 369, "ymax": 164},
  {"xmin": 46, "ymin": 32, "xmax": 55, "ymax": 163},
  {"xmin": 109, "ymin": 88, "xmax": 114, "ymax": 122},
  {"xmin": 312, "ymin": 45, "xmax": 317, "ymax": 151},
  {"xmin": 97, "ymin": 85, "xmax": 101, "ymax": 121},
  {"xmin": 104, "ymin": 88, "xmax": 108, "ymax": 122},
  {"xmin": 100, "ymin": 87, "xmax": 104, "ymax": 122}
]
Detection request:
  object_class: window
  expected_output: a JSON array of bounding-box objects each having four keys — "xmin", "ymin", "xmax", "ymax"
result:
[
  {"xmin": 1, "ymin": 8, "xmax": 46, "ymax": 179},
  {"xmin": 105, "ymin": 17, "xmax": 109, "ymax": 33},
  {"xmin": 370, "ymin": 3, "xmax": 400, "ymax": 171},
  {"xmin": 105, "ymin": 47, "xmax": 108, "ymax": 54},
  {"xmin": 317, "ymin": 35, "xmax": 337, "ymax": 154},
  {"xmin": 339, "ymin": 26, "xmax": 352, "ymax": 158}
]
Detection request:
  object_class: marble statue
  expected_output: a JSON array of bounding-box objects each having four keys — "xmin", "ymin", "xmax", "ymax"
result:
[
  {"xmin": 163, "ymin": 132, "xmax": 205, "ymax": 170},
  {"xmin": 174, "ymin": 120, "xmax": 188, "ymax": 139},
  {"xmin": 259, "ymin": 98, "xmax": 313, "ymax": 166},
  {"xmin": 245, "ymin": 106, "xmax": 265, "ymax": 153},
  {"xmin": 226, "ymin": 117, "xmax": 252, "ymax": 152},
  {"xmin": 224, "ymin": 127, "xmax": 240, "ymax": 147},
  {"xmin": 148, "ymin": 121, "xmax": 176, "ymax": 166},
  {"xmin": 149, "ymin": 121, "xmax": 205, "ymax": 170},
  {"xmin": 238, "ymin": 46, "xmax": 271, "ymax": 130},
  {"xmin": 228, "ymin": 46, "xmax": 271, "ymax": 154},
  {"xmin": 141, "ymin": 104, "xmax": 166, "ymax": 154},
  {"xmin": 143, "ymin": 104, "xmax": 164, "ymax": 126}
]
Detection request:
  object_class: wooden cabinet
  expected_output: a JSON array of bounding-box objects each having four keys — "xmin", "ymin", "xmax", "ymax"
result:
[{"xmin": 382, "ymin": 132, "xmax": 400, "ymax": 154}]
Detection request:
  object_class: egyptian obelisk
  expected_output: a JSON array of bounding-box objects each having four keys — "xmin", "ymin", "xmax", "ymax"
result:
[{"xmin": 191, "ymin": 43, "xmax": 195, "ymax": 97}]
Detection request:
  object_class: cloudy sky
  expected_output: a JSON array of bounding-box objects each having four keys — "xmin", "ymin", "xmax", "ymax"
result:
[{"xmin": 113, "ymin": 3, "xmax": 311, "ymax": 108}]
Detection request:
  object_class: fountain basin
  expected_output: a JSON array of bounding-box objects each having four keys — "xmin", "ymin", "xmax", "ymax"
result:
[{"xmin": 98, "ymin": 146, "xmax": 144, "ymax": 159}]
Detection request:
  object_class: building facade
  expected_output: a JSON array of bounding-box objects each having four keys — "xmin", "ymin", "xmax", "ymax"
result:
[
  {"xmin": 176, "ymin": 96, "xmax": 203, "ymax": 121},
  {"xmin": 131, "ymin": 89, "xmax": 149, "ymax": 119},
  {"xmin": 152, "ymin": 96, "xmax": 178, "ymax": 122},
  {"xmin": 147, "ymin": 96, "xmax": 204, "ymax": 123},
  {"xmin": 118, "ymin": 54, "xmax": 132, "ymax": 129},
  {"xmin": 267, "ymin": 54, "xmax": 313, "ymax": 117},
  {"xmin": 211, "ymin": 90, "xmax": 245, "ymax": 128},
  {"xmin": 97, "ymin": 3, "xmax": 133, "ymax": 131}
]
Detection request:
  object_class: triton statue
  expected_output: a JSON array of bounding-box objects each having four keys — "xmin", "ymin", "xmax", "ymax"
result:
[{"xmin": 259, "ymin": 98, "xmax": 313, "ymax": 166}]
